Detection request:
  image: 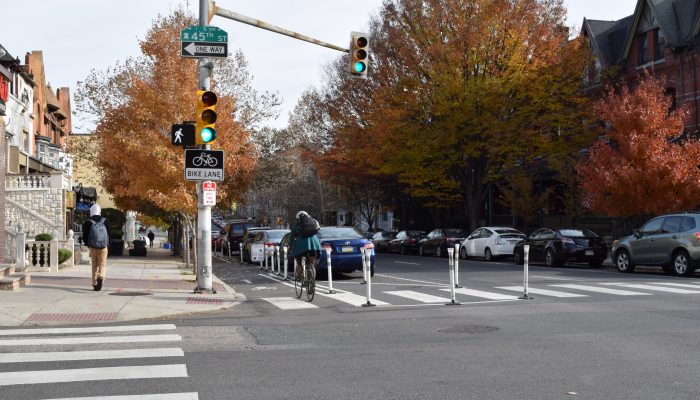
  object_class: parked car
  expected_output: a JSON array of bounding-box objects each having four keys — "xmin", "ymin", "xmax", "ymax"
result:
[
  {"xmin": 388, "ymin": 230, "xmax": 426, "ymax": 254},
  {"xmin": 212, "ymin": 229, "xmax": 226, "ymax": 251},
  {"xmin": 611, "ymin": 212, "xmax": 700, "ymax": 276},
  {"xmin": 371, "ymin": 231, "xmax": 397, "ymax": 252},
  {"xmin": 278, "ymin": 227, "xmax": 376, "ymax": 277},
  {"xmin": 513, "ymin": 228, "xmax": 607, "ymax": 268},
  {"xmin": 419, "ymin": 228, "xmax": 468, "ymax": 257},
  {"xmin": 317, "ymin": 227, "xmax": 376, "ymax": 276},
  {"xmin": 222, "ymin": 219, "xmax": 256, "ymax": 255},
  {"xmin": 248, "ymin": 229, "xmax": 290, "ymax": 263},
  {"xmin": 241, "ymin": 227, "xmax": 270, "ymax": 262},
  {"xmin": 460, "ymin": 227, "xmax": 525, "ymax": 261}
]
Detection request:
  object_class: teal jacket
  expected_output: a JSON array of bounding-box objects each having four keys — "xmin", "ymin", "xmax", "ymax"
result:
[{"xmin": 289, "ymin": 222, "xmax": 321, "ymax": 257}]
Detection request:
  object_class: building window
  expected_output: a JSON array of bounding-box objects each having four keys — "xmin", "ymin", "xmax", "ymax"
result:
[
  {"xmin": 665, "ymin": 87, "xmax": 677, "ymax": 113},
  {"xmin": 638, "ymin": 33, "xmax": 648, "ymax": 65},
  {"xmin": 654, "ymin": 29, "xmax": 665, "ymax": 60}
]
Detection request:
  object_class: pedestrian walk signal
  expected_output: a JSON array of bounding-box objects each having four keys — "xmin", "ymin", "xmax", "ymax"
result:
[
  {"xmin": 350, "ymin": 32, "xmax": 369, "ymax": 79},
  {"xmin": 171, "ymin": 124, "xmax": 195, "ymax": 147},
  {"xmin": 195, "ymin": 90, "xmax": 217, "ymax": 144}
]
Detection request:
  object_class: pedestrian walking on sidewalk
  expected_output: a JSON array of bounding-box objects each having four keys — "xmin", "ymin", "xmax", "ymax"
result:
[
  {"xmin": 147, "ymin": 230, "xmax": 155, "ymax": 248},
  {"xmin": 289, "ymin": 211, "xmax": 321, "ymax": 281},
  {"xmin": 82, "ymin": 204, "xmax": 111, "ymax": 291}
]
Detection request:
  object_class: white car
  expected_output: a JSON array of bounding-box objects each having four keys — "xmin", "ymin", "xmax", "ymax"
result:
[{"xmin": 460, "ymin": 227, "xmax": 525, "ymax": 261}]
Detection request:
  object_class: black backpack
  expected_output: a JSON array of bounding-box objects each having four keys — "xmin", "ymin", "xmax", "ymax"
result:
[{"xmin": 298, "ymin": 214, "xmax": 320, "ymax": 237}]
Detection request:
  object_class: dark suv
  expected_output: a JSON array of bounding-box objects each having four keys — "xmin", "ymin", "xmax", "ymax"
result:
[
  {"xmin": 222, "ymin": 219, "xmax": 255, "ymax": 255},
  {"xmin": 612, "ymin": 212, "xmax": 700, "ymax": 276}
]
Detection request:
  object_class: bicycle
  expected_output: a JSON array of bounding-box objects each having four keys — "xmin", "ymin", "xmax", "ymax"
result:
[
  {"xmin": 294, "ymin": 257, "xmax": 315, "ymax": 301},
  {"xmin": 192, "ymin": 152, "xmax": 218, "ymax": 167}
]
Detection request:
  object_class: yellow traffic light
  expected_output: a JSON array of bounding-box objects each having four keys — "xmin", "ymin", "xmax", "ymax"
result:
[
  {"xmin": 195, "ymin": 90, "xmax": 217, "ymax": 144},
  {"xmin": 350, "ymin": 31, "xmax": 369, "ymax": 79}
]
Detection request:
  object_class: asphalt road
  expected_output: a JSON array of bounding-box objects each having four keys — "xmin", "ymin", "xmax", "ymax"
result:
[{"xmin": 5, "ymin": 252, "xmax": 700, "ymax": 399}]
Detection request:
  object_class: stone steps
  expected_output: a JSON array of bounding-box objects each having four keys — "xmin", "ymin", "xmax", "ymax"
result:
[{"xmin": 0, "ymin": 265, "xmax": 31, "ymax": 291}]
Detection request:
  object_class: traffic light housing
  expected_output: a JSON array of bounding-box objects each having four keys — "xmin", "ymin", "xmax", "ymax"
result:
[
  {"xmin": 350, "ymin": 31, "xmax": 369, "ymax": 79},
  {"xmin": 195, "ymin": 90, "xmax": 217, "ymax": 144}
]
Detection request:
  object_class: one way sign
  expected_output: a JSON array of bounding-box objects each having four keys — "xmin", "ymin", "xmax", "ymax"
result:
[{"xmin": 181, "ymin": 42, "xmax": 228, "ymax": 58}]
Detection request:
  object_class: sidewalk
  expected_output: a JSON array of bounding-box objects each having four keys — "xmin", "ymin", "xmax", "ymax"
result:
[{"xmin": 0, "ymin": 247, "xmax": 241, "ymax": 327}]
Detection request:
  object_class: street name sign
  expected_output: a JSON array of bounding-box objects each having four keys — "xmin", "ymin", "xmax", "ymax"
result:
[
  {"xmin": 181, "ymin": 26, "xmax": 228, "ymax": 58},
  {"xmin": 185, "ymin": 149, "xmax": 224, "ymax": 181},
  {"xmin": 171, "ymin": 124, "xmax": 195, "ymax": 147}
]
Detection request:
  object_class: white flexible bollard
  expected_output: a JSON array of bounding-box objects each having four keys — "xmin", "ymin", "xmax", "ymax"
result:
[
  {"xmin": 361, "ymin": 247, "xmax": 375, "ymax": 307},
  {"xmin": 360, "ymin": 247, "xmax": 367, "ymax": 285},
  {"xmin": 446, "ymin": 247, "xmax": 460, "ymax": 305},
  {"xmin": 275, "ymin": 245, "xmax": 281, "ymax": 275},
  {"xmin": 283, "ymin": 246, "xmax": 289, "ymax": 280},
  {"xmin": 259, "ymin": 246, "xmax": 264, "ymax": 269},
  {"xmin": 520, "ymin": 245, "xmax": 533, "ymax": 299},
  {"xmin": 454, "ymin": 243, "xmax": 462, "ymax": 288},
  {"xmin": 325, "ymin": 246, "xmax": 334, "ymax": 294},
  {"xmin": 238, "ymin": 242, "xmax": 242, "ymax": 262}
]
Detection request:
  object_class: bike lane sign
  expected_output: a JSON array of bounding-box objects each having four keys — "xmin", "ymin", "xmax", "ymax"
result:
[{"xmin": 185, "ymin": 149, "xmax": 224, "ymax": 181}]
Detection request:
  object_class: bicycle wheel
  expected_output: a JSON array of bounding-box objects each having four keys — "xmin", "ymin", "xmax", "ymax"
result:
[
  {"xmin": 294, "ymin": 274, "xmax": 303, "ymax": 298},
  {"xmin": 193, "ymin": 156, "xmax": 203, "ymax": 167},
  {"xmin": 207, "ymin": 157, "xmax": 218, "ymax": 167},
  {"xmin": 306, "ymin": 267, "xmax": 315, "ymax": 302}
]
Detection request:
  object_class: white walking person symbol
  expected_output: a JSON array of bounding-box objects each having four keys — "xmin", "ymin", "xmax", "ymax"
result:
[{"xmin": 174, "ymin": 128, "xmax": 183, "ymax": 143}]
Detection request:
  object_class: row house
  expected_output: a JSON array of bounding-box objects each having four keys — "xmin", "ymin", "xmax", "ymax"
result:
[
  {"xmin": 582, "ymin": 0, "xmax": 700, "ymax": 135},
  {"xmin": 0, "ymin": 45, "xmax": 75, "ymax": 262}
]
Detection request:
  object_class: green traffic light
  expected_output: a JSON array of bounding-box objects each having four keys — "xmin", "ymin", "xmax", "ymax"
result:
[
  {"xmin": 200, "ymin": 127, "xmax": 216, "ymax": 143},
  {"xmin": 354, "ymin": 61, "xmax": 366, "ymax": 73}
]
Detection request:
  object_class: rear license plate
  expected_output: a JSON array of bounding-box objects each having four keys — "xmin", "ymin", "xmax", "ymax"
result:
[
  {"xmin": 585, "ymin": 250, "xmax": 594, "ymax": 256},
  {"xmin": 342, "ymin": 246, "xmax": 354, "ymax": 253}
]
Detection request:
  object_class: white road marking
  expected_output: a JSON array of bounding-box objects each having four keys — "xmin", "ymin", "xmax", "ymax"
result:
[
  {"xmin": 0, "ymin": 348, "xmax": 184, "ymax": 364},
  {"xmin": 45, "ymin": 394, "xmax": 199, "ymax": 400},
  {"xmin": 604, "ymin": 283, "xmax": 700, "ymax": 294},
  {"xmin": 0, "ymin": 364, "xmax": 188, "ymax": 386},
  {"xmin": 262, "ymin": 297, "xmax": 318, "ymax": 310},
  {"xmin": 441, "ymin": 288, "xmax": 519, "ymax": 300},
  {"xmin": 551, "ymin": 284, "xmax": 651, "ymax": 296},
  {"xmin": 318, "ymin": 291, "xmax": 389, "ymax": 306},
  {"xmin": 0, "ymin": 334, "xmax": 182, "ymax": 346},
  {"xmin": 242, "ymin": 279, "xmax": 252, "ymax": 284},
  {"xmin": 385, "ymin": 290, "xmax": 451, "ymax": 303},
  {"xmin": 0, "ymin": 324, "xmax": 176, "ymax": 337},
  {"xmin": 529, "ymin": 275, "xmax": 586, "ymax": 281},
  {"xmin": 393, "ymin": 261, "xmax": 421, "ymax": 265},
  {"xmin": 496, "ymin": 286, "xmax": 589, "ymax": 298},
  {"xmin": 646, "ymin": 282, "xmax": 700, "ymax": 289},
  {"xmin": 374, "ymin": 274, "xmax": 445, "ymax": 286}
]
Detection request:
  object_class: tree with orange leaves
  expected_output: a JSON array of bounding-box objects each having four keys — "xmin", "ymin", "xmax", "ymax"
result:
[
  {"xmin": 577, "ymin": 75, "xmax": 700, "ymax": 216},
  {"xmin": 73, "ymin": 8, "xmax": 279, "ymax": 221}
]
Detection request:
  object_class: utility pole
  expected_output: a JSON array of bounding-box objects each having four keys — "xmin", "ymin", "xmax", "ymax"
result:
[{"xmin": 195, "ymin": 0, "xmax": 215, "ymax": 293}]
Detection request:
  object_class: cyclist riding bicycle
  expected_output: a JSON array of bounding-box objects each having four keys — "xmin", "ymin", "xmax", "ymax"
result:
[{"xmin": 289, "ymin": 211, "xmax": 321, "ymax": 281}]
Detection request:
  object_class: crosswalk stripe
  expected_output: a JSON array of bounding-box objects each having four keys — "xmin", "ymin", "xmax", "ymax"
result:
[
  {"xmin": 319, "ymin": 291, "xmax": 389, "ymax": 306},
  {"xmin": 0, "ymin": 334, "xmax": 182, "ymax": 346},
  {"xmin": 262, "ymin": 297, "xmax": 319, "ymax": 309},
  {"xmin": 441, "ymin": 288, "xmax": 519, "ymax": 300},
  {"xmin": 43, "ymin": 394, "xmax": 199, "ymax": 400},
  {"xmin": 604, "ymin": 283, "xmax": 700, "ymax": 294},
  {"xmin": 550, "ymin": 284, "xmax": 651, "ymax": 296},
  {"xmin": 0, "ymin": 348, "xmax": 184, "ymax": 364},
  {"xmin": 0, "ymin": 324, "xmax": 177, "ymax": 337},
  {"xmin": 385, "ymin": 291, "xmax": 451, "ymax": 303},
  {"xmin": 496, "ymin": 286, "xmax": 589, "ymax": 298},
  {"xmin": 645, "ymin": 282, "xmax": 700, "ymax": 289},
  {"xmin": 0, "ymin": 364, "xmax": 188, "ymax": 386}
]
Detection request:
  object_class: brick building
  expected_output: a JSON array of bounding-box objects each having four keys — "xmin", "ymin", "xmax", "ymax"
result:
[{"xmin": 582, "ymin": 0, "xmax": 700, "ymax": 135}]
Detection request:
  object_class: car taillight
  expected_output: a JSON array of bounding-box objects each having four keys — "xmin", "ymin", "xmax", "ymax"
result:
[
  {"xmin": 407, "ymin": 238, "xmax": 416, "ymax": 244},
  {"xmin": 560, "ymin": 237, "xmax": 575, "ymax": 244},
  {"xmin": 694, "ymin": 232, "xmax": 700, "ymax": 241},
  {"xmin": 264, "ymin": 242, "xmax": 274, "ymax": 247},
  {"xmin": 364, "ymin": 243, "xmax": 374, "ymax": 249},
  {"xmin": 446, "ymin": 237, "xmax": 457, "ymax": 243}
]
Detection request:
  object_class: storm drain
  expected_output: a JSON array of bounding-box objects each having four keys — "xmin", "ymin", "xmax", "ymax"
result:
[
  {"xmin": 109, "ymin": 291, "xmax": 153, "ymax": 296},
  {"xmin": 438, "ymin": 325, "xmax": 499, "ymax": 334},
  {"xmin": 28, "ymin": 312, "xmax": 118, "ymax": 322},
  {"xmin": 186, "ymin": 297, "xmax": 223, "ymax": 306}
]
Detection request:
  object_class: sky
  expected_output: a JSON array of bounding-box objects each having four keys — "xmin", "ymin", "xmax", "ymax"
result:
[{"xmin": 1, "ymin": 0, "xmax": 638, "ymax": 132}]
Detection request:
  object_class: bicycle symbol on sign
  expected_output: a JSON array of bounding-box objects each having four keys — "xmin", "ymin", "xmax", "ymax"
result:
[{"xmin": 192, "ymin": 152, "xmax": 218, "ymax": 167}]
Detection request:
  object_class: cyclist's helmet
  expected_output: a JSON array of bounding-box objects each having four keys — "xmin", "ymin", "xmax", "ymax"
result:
[{"xmin": 296, "ymin": 211, "xmax": 309, "ymax": 219}]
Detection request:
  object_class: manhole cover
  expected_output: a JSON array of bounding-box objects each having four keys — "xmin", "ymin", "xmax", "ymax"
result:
[
  {"xmin": 438, "ymin": 325, "xmax": 499, "ymax": 334},
  {"xmin": 109, "ymin": 291, "xmax": 153, "ymax": 296}
]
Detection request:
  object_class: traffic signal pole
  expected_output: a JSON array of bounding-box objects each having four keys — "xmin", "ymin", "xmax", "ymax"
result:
[{"xmin": 195, "ymin": 0, "xmax": 215, "ymax": 293}]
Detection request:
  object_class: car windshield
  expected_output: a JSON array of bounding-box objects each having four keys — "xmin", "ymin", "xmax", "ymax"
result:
[
  {"xmin": 495, "ymin": 229, "xmax": 523, "ymax": 235},
  {"xmin": 232, "ymin": 223, "xmax": 254, "ymax": 234},
  {"xmin": 319, "ymin": 227, "xmax": 364, "ymax": 239},
  {"xmin": 444, "ymin": 229, "xmax": 466, "ymax": 237},
  {"xmin": 266, "ymin": 230, "xmax": 289, "ymax": 240},
  {"xmin": 558, "ymin": 229, "xmax": 597, "ymax": 238}
]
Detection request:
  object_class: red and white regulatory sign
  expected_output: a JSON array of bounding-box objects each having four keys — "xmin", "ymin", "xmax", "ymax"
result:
[{"xmin": 202, "ymin": 181, "xmax": 216, "ymax": 206}]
